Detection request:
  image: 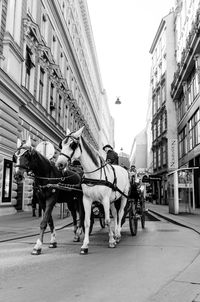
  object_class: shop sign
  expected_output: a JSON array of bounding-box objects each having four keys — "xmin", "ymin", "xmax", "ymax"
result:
[{"xmin": 168, "ymin": 139, "xmax": 178, "ymax": 170}]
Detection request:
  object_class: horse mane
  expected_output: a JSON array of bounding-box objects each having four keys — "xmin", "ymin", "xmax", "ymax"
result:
[{"xmin": 81, "ymin": 137, "xmax": 100, "ymax": 167}]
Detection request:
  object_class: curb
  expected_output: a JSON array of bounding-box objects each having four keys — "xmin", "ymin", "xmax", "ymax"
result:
[
  {"xmin": 148, "ymin": 209, "xmax": 200, "ymax": 235},
  {"xmin": 0, "ymin": 219, "xmax": 74, "ymax": 243}
]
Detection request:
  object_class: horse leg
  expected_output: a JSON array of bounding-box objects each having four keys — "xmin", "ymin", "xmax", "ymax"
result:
[
  {"xmin": 103, "ymin": 198, "xmax": 116, "ymax": 248},
  {"xmin": 72, "ymin": 208, "xmax": 80, "ymax": 242},
  {"xmin": 48, "ymin": 214, "xmax": 57, "ymax": 248},
  {"xmin": 110, "ymin": 202, "xmax": 118, "ymax": 240},
  {"xmin": 31, "ymin": 198, "xmax": 55, "ymax": 255},
  {"xmin": 76, "ymin": 193, "xmax": 84, "ymax": 239},
  {"xmin": 80, "ymin": 197, "xmax": 92, "ymax": 255},
  {"xmin": 115, "ymin": 196, "xmax": 127, "ymax": 242},
  {"xmin": 68, "ymin": 199, "xmax": 80, "ymax": 242}
]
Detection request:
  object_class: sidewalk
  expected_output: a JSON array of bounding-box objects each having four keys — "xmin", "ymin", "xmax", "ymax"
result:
[
  {"xmin": 147, "ymin": 202, "xmax": 200, "ymax": 234},
  {"xmin": 1, "ymin": 202, "xmax": 200, "ymax": 243},
  {"xmin": 0, "ymin": 205, "xmax": 73, "ymax": 242}
]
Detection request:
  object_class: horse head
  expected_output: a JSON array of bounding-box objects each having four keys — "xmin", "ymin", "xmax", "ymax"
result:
[
  {"xmin": 56, "ymin": 126, "xmax": 84, "ymax": 171},
  {"xmin": 13, "ymin": 136, "xmax": 33, "ymax": 182}
]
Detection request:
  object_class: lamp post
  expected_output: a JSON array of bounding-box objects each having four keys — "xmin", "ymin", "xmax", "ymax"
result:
[{"xmin": 115, "ymin": 97, "xmax": 121, "ymax": 105}]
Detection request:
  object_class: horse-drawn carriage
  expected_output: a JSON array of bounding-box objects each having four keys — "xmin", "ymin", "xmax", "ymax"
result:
[{"xmin": 13, "ymin": 128, "xmax": 146, "ymax": 255}]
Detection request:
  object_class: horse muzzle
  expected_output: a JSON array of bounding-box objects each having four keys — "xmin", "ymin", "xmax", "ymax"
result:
[
  {"xmin": 14, "ymin": 171, "xmax": 24, "ymax": 182},
  {"xmin": 55, "ymin": 155, "xmax": 70, "ymax": 171}
]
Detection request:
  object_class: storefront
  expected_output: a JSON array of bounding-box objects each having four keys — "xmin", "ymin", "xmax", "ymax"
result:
[{"xmin": 167, "ymin": 168, "xmax": 197, "ymax": 214}]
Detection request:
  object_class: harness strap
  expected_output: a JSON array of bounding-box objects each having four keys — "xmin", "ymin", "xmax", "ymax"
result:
[
  {"xmin": 81, "ymin": 177, "xmax": 129, "ymax": 198},
  {"xmin": 109, "ymin": 164, "xmax": 117, "ymax": 189}
]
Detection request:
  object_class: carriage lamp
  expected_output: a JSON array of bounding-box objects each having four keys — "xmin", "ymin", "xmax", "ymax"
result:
[{"xmin": 115, "ymin": 97, "xmax": 121, "ymax": 104}]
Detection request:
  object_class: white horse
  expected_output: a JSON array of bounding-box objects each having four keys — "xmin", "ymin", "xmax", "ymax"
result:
[{"xmin": 55, "ymin": 126, "xmax": 130, "ymax": 254}]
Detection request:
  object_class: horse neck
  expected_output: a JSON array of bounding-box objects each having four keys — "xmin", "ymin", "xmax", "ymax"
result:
[
  {"xmin": 30, "ymin": 151, "xmax": 52, "ymax": 177},
  {"xmin": 80, "ymin": 139, "xmax": 101, "ymax": 179}
]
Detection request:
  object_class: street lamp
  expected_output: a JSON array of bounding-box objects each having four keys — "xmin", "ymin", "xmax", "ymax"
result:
[{"xmin": 115, "ymin": 97, "xmax": 121, "ymax": 105}]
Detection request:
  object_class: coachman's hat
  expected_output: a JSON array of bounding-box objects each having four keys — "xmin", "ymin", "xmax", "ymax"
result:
[{"xmin": 103, "ymin": 144, "xmax": 113, "ymax": 151}]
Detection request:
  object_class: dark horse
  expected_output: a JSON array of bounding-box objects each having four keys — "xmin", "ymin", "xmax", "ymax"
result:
[{"xmin": 13, "ymin": 137, "xmax": 84, "ymax": 255}]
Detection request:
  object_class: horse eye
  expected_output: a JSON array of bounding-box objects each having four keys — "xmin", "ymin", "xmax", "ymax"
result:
[{"xmin": 70, "ymin": 141, "xmax": 78, "ymax": 150}]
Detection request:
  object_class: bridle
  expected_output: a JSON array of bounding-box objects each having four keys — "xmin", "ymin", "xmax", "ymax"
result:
[
  {"xmin": 60, "ymin": 135, "xmax": 82, "ymax": 163},
  {"xmin": 59, "ymin": 135, "xmax": 108, "ymax": 175},
  {"xmin": 14, "ymin": 146, "xmax": 32, "ymax": 171}
]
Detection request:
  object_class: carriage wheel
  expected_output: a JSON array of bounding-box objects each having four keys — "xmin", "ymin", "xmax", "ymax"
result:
[
  {"xmin": 99, "ymin": 217, "xmax": 105, "ymax": 228},
  {"xmin": 129, "ymin": 208, "xmax": 138, "ymax": 236}
]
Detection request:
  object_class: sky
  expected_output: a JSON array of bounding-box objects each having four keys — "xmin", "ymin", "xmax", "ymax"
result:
[{"xmin": 87, "ymin": 0, "xmax": 175, "ymax": 155}]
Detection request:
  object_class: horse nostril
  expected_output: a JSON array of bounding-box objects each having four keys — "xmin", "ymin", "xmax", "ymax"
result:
[
  {"xmin": 57, "ymin": 163, "xmax": 63, "ymax": 170},
  {"xmin": 14, "ymin": 174, "xmax": 23, "ymax": 182}
]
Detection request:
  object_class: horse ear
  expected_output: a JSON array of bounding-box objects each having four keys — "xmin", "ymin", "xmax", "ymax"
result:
[
  {"xmin": 12, "ymin": 155, "xmax": 16, "ymax": 163},
  {"xmin": 74, "ymin": 126, "xmax": 84, "ymax": 138},
  {"xmin": 59, "ymin": 140, "xmax": 62, "ymax": 149},
  {"xmin": 17, "ymin": 138, "xmax": 21, "ymax": 149},
  {"xmin": 26, "ymin": 136, "xmax": 31, "ymax": 147}
]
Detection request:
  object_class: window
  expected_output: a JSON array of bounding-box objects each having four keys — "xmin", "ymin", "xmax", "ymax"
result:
[
  {"xmin": 157, "ymin": 118, "xmax": 161, "ymax": 137},
  {"xmin": 6, "ymin": 0, "xmax": 22, "ymax": 44},
  {"xmin": 51, "ymin": 35, "xmax": 57, "ymax": 61},
  {"xmin": 153, "ymin": 150, "xmax": 157, "ymax": 169},
  {"xmin": 194, "ymin": 72, "xmax": 199, "ymax": 98},
  {"xmin": 187, "ymin": 69, "xmax": 200, "ymax": 109},
  {"xmin": 153, "ymin": 122, "xmax": 157, "ymax": 141},
  {"xmin": 60, "ymin": 52, "xmax": 64, "ymax": 75},
  {"xmin": 158, "ymin": 147, "xmax": 161, "ymax": 167},
  {"xmin": 163, "ymin": 144, "xmax": 167, "ymax": 165},
  {"xmin": 64, "ymin": 105, "xmax": 68, "ymax": 132},
  {"xmin": 58, "ymin": 95, "xmax": 62, "ymax": 124},
  {"xmin": 153, "ymin": 95, "xmax": 157, "ymax": 115},
  {"xmin": 157, "ymin": 89, "xmax": 161, "ymax": 110},
  {"xmin": 178, "ymin": 127, "xmax": 187, "ymax": 158},
  {"xmin": 25, "ymin": 46, "xmax": 34, "ymax": 90},
  {"xmin": 161, "ymin": 84, "xmax": 166, "ymax": 103},
  {"xmin": 38, "ymin": 68, "xmax": 45, "ymax": 104},
  {"xmin": 188, "ymin": 110, "xmax": 200, "ymax": 150},
  {"xmin": 41, "ymin": 13, "xmax": 48, "ymax": 42},
  {"xmin": 177, "ymin": 93, "xmax": 186, "ymax": 122},
  {"xmin": 50, "ymin": 82, "xmax": 55, "ymax": 113},
  {"xmin": 2, "ymin": 159, "xmax": 13, "ymax": 203},
  {"xmin": 162, "ymin": 111, "xmax": 167, "ymax": 132}
]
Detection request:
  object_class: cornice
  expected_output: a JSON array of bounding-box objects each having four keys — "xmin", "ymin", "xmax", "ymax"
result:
[{"xmin": 78, "ymin": 0, "xmax": 103, "ymax": 91}]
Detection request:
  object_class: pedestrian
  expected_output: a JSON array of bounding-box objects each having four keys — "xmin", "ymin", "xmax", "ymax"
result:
[
  {"xmin": 32, "ymin": 182, "xmax": 42, "ymax": 217},
  {"xmin": 103, "ymin": 144, "xmax": 119, "ymax": 165}
]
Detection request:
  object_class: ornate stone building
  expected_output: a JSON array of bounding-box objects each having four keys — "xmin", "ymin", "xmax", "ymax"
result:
[
  {"xmin": 171, "ymin": 0, "xmax": 200, "ymax": 209},
  {"xmin": 0, "ymin": 0, "xmax": 113, "ymax": 215},
  {"xmin": 149, "ymin": 10, "xmax": 177, "ymax": 204}
]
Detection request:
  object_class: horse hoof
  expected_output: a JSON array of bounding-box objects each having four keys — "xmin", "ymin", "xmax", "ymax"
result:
[
  {"xmin": 31, "ymin": 248, "xmax": 41, "ymax": 255},
  {"xmin": 73, "ymin": 237, "xmax": 80, "ymax": 242},
  {"xmin": 49, "ymin": 242, "xmax": 57, "ymax": 248},
  {"xmin": 115, "ymin": 237, "xmax": 121, "ymax": 243},
  {"xmin": 80, "ymin": 248, "xmax": 88, "ymax": 255},
  {"xmin": 109, "ymin": 242, "xmax": 116, "ymax": 248}
]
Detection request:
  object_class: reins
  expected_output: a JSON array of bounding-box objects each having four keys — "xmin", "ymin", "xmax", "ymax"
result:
[{"xmin": 59, "ymin": 134, "xmax": 129, "ymax": 198}]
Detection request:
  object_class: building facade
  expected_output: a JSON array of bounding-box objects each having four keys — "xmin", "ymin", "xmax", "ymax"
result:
[
  {"xmin": 149, "ymin": 11, "xmax": 177, "ymax": 204},
  {"xmin": 171, "ymin": 0, "xmax": 200, "ymax": 209},
  {"xmin": 0, "ymin": 0, "xmax": 113, "ymax": 215}
]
